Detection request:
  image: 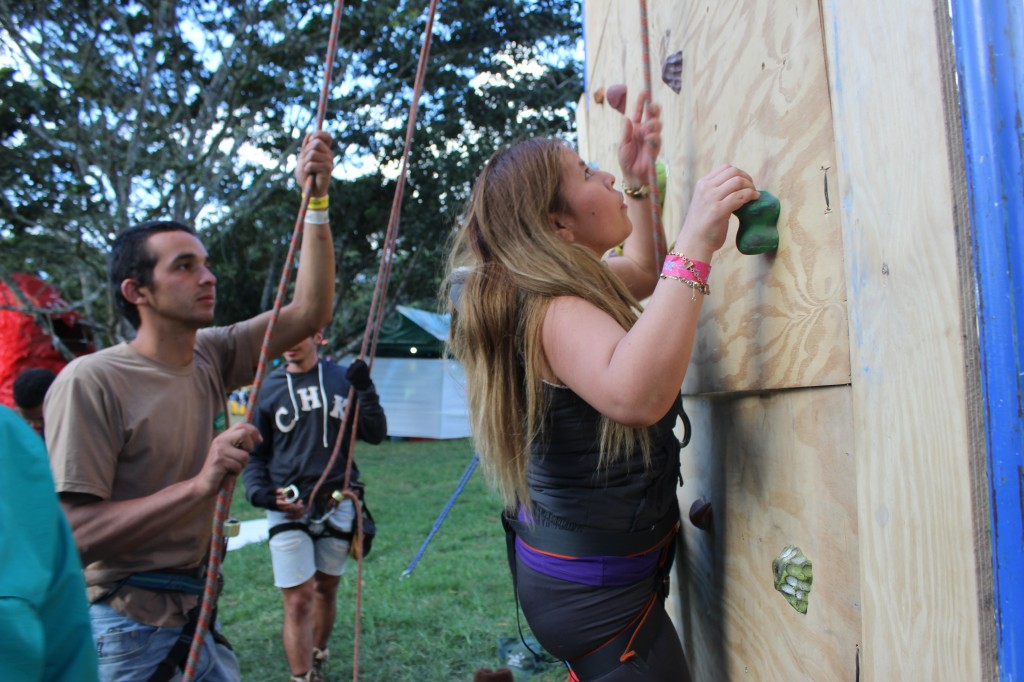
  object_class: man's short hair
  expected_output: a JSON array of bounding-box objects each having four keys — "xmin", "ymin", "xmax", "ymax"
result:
[
  {"xmin": 109, "ymin": 221, "xmax": 196, "ymax": 329},
  {"xmin": 12, "ymin": 368, "xmax": 57, "ymax": 410}
]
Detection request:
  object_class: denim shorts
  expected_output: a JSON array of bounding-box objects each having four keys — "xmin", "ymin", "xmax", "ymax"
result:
[
  {"xmin": 267, "ymin": 500, "xmax": 354, "ymax": 589},
  {"xmin": 90, "ymin": 602, "xmax": 240, "ymax": 681}
]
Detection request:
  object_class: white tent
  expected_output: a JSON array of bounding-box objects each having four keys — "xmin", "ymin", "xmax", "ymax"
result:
[
  {"xmin": 364, "ymin": 306, "xmax": 471, "ymax": 440},
  {"xmin": 371, "ymin": 356, "xmax": 471, "ymax": 439}
]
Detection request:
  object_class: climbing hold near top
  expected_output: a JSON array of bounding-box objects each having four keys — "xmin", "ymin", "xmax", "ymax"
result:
[
  {"xmin": 662, "ymin": 51, "xmax": 683, "ymax": 94},
  {"xmin": 734, "ymin": 190, "xmax": 781, "ymax": 255},
  {"xmin": 606, "ymin": 84, "xmax": 627, "ymax": 114}
]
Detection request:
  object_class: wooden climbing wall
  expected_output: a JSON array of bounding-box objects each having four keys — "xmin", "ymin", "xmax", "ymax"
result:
[
  {"xmin": 580, "ymin": 0, "xmax": 985, "ymax": 680},
  {"xmin": 579, "ymin": 1, "xmax": 849, "ymax": 395}
]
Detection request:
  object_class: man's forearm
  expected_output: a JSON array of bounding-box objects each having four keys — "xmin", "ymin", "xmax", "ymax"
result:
[
  {"xmin": 263, "ymin": 220, "xmax": 336, "ymax": 358},
  {"xmin": 61, "ymin": 478, "xmax": 209, "ymax": 566},
  {"xmin": 291, "ymin": 219, "xmax": 335, "ymax": 331}
]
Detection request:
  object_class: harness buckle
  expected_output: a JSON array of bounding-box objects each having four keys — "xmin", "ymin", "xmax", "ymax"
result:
[{"xmin": 282, "ymin": 484, "xmax": 300, "ymax": 503}]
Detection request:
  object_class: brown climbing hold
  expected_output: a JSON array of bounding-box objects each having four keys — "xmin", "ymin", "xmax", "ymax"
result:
[
  {"xmin": 593, "ymin": 87, "xmax": 606, "ymax": 104},
  {"xmin": 689, "ymin": 496, "xmax": 713, "ymax": 531},
  {"xmin": 606, "ymin": 83, "xmax": 627, "ymax": 114},
  {"xmin": 662, "ymin": 51, "xmax": 683, "ymax": 94}
]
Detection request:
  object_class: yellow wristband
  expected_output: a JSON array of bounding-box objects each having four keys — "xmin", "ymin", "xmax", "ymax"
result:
[{"xmin": 307, "ymin": 195, "xmax": 329, "ymax": 210}]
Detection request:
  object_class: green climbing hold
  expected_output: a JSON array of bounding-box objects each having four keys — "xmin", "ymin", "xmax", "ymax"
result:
[
  {"xmin": 734, "ymin": 190, "xmax": 780, "ymax": 255},
  {"xmin": 772, "ymin": 545, "xmax": 813, "ymax": 614},
  {"xmin": 655, "ymin": 161, "xmax": 667, "ymax": 212}
]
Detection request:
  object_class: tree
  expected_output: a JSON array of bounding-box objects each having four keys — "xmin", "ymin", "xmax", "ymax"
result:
[{"xmin": 0, "ymin": 0, "xmax": 582, "ymax": 350}]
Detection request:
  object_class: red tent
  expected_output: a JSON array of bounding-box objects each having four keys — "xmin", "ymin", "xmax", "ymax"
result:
[{"xmin": 0, "ymin": 273, "xmax": 94, "ymax": 408}]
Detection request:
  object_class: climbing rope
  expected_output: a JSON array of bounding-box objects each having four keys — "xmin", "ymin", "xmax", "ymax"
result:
[
  {"xmin": 182, "ymin": 1, "xmax": 350, "ymax": 679},
  {"xmin": 401, "ymin": 454, "xmax": 479, "ymax": 578},
  {"xmin": 302, "ymin": 1, "xmax": 442, "ymax": 679},
  {"xmin": 637, "ymin": 0, "xmax": 667, "ymax": 264},
  {"xmin": 237, "ymin": 1, "xmax": 434, "ymax": 675}
]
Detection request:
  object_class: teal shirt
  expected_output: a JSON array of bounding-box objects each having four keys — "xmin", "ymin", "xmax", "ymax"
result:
[{"xmin": 0, "ymin": 406, "xmax": 98, "ymax": 681}]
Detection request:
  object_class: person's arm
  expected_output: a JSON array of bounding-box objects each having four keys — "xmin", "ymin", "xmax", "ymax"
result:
[
  {"xmin": 242, "ymin": 400, "xmax": 279, "ymax": 510},
  {"xmin": 544, "ymin": 164, "xmax": 759, "ymax": 427},
  {"xmin": 347, "ymin": 360, "xmax": 388, "ymax": 445},
  {"xmin": 605, "ymin": 92, "xmax": 665, "ymax": 300},
  {"xmin": 60, "ymin": 422, "xmax": 260, "ymax": 566},
  {"xmin": 245, "ymin": 131, "xmax": 337, "ymax": 361}
]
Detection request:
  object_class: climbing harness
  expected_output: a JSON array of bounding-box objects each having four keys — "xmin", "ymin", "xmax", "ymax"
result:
[
  {"xmin": 268, "ymin": 483, "xmax": 376, "ymax": 558},
  {"xmin": 502, "ymin": 511, "xmax": 680, "ymax": 681}
]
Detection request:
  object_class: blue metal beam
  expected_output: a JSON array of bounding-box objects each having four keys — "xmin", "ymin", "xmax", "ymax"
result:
[{"xmin": 950, "ymin": 0, "xmax": 1024, "ymax": 678}]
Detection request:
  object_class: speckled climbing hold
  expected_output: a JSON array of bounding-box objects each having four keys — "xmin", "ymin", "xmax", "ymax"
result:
[
  {"xmin": 606, "ymin": 84, "xmax": 627, "ymax": 114},
  {"xmin": 662, "ymin": 51, "xmax": 683, "ymax": 94},
  {"xmin": 772, "ymin": 545, "xmax": 813, "ymax": 614},
  {"xmin": 734, "ymin": 190, "xmax": 780, "ymax": 255}
]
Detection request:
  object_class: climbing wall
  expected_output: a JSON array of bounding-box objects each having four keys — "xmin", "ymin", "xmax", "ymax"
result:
[
  {"xmin": 579, "ymin": 1, "xmax": 858, "ymax": 679},
  {"xmin": 580, "ymin": 0, "xmax": 984, "ymax": 680},
  {"xmin": 579, "ymin": 1, "xmax": 849, "ymax": 395}
]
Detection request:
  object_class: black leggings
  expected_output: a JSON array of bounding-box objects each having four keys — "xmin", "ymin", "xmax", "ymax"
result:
[{"xmin": 513, "ymin": 553, "xmax": 688, "ymax": 681}]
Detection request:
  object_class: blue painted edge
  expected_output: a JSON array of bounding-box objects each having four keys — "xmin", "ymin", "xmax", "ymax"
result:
[{"xmin": 950, "ymin": 0, "xmax": 1024, "ymax": 679}]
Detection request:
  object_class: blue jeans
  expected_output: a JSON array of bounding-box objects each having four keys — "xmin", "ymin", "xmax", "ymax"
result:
[{"xmin": 90, "ymin": 602, "xmax": 240, "ymax": 681}]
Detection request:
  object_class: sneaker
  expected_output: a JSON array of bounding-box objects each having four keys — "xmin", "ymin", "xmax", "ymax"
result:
[{"xmin": 312, "ymin": 647, "xmax": 329, "ymax": 682}]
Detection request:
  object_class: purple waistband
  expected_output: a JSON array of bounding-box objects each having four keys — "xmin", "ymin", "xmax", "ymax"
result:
[{"xmin": 514, "ymin": 536, "xmax": 661, "ymax": 587}]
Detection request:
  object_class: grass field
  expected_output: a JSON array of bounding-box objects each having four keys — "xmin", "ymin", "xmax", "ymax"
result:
[{"xmin": 220, "ymin": 437, "xmax": 566, "ymax": 682}]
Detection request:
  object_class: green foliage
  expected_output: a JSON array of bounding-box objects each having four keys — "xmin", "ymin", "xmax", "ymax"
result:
[
  {"xmin": 225, "ymin": 438, "xmax": 565, "ymax": 681},
  {"xmin": 1, "ymin": 0, "xmax": 582, "ymax": 348}
]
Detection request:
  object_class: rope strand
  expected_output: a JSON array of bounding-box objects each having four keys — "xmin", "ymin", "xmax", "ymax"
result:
[
  {"xmin": 182, "ymin": 1, "xmax": 350, "ymax": 679},
  {"xmin": 637, "ymin": 0, "xmax": 667, "ymax": 264},
  {"xmin": 303, "ymin": 2, "xmax": 441, "ymax": 679}
]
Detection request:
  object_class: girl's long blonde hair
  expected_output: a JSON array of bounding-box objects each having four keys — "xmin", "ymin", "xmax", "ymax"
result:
[{"xmin": 444, "ymin": 138, "xmax": 651, "ymax": 512}]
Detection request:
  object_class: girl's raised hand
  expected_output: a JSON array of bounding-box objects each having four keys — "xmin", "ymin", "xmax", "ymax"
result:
[{"xmin": 617, "ymin": 91, "xmax": 662, "ymax": 187}]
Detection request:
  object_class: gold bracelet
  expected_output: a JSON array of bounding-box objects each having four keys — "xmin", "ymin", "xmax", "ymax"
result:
[
  {"xmin": 307, "ymin": 195, "xmax": 329, "ymax": 210},
  {"xmin": 623, "ymin": 184, "xmax": 650, "ymax": 199},
  {"xmin": 659, "ymin": 273, "xmax": 710, "ymax": 300}
]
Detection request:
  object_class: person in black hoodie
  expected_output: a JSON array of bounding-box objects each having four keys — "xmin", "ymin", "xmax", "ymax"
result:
[{"xmin": 243, "ymin": 332, "xmax": 386, "ymax": 682}]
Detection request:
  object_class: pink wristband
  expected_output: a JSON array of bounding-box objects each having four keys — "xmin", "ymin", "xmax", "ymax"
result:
[{"xmin": 662, "ymin": 253, "xmax": 711, "ymax": 283}]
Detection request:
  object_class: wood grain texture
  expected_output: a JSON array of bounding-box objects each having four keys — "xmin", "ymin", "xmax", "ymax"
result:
[
  {"xmin": 674, "ymin": 388, "xmax": 861, "ymax": 681},
  {"xmin": 820, "ymin": 0, "xmax": 983, "ymax": 678},
  {"xmin": 581, "ymin": 0, "xmax": 850, "ymax": 395}
]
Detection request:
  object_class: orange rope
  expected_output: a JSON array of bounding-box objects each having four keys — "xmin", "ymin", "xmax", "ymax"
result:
[
  {"xmin": 304, "ymin": 3, "xmax": 441, "ymax": 678},
  {"xmin": 637, "ymin": 0, "xmax": 667, "ymax": 263},
  {"xmin": 181, "ymin": 1, "xmax": 349, "ymax": 679}
]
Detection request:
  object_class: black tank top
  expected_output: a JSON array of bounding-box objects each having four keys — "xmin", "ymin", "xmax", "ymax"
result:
[{"xmin": 526, "ymin": 383, "xmax": 683, "ymax": 534}]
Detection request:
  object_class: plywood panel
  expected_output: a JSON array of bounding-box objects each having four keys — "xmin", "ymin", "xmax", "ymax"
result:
[
  {"xmin": 819, "ymin": 1, "xmax": 984, "ymax": 679},
  {"xmin": 673, "ymin": 388, "xmax": 861, "ymax": 681},
  {"xmin": 580, "ymin": 0, "xmax": 850, "ymax": 394}
]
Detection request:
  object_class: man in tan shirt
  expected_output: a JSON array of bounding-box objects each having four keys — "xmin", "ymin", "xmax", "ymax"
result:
[{"xmin": 45, "ymin": 131, "xmax": 337, "ymax": 682}]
